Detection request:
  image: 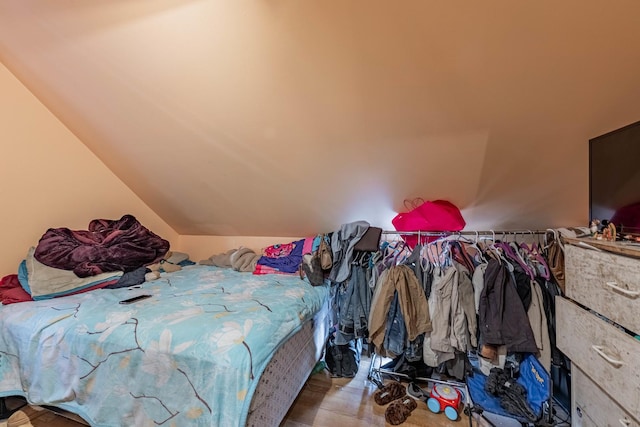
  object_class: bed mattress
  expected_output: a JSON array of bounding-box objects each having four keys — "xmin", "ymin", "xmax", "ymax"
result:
[{"xmin": 0, "ymin": 265, "xmax": 330, "ymax": 426}]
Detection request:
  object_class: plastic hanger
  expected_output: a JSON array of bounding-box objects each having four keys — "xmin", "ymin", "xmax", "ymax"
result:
[{"xmin": 518, "ymin": 231, "xmax": 551, "ymax": 280}]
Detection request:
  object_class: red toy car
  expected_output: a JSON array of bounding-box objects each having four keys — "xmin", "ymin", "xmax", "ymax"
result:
[{"xmin": 427, "ymin": 383, "xmax": 462, "ymax": 421}]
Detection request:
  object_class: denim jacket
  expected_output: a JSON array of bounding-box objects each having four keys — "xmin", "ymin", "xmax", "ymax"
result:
[{"xmin": 335, "ymin": 264, "xmax": 371, "ymax": 345}]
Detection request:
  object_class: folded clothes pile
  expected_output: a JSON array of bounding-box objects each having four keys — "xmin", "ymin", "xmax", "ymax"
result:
[{"xmin": 199, "ymin": 247, "xmax": 261, "ymax": 273}]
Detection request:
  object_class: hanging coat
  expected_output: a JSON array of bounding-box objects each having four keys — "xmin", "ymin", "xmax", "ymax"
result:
[{"xmin": 478, "ymin": 258, "xmax": 538, "ymax": 353}]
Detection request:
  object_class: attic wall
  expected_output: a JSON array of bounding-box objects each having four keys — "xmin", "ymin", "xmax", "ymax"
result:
[
  {"xmin": 0, "ymin": 63, "xmax": 179, "ymax": 276},
  {"xmin": 4, "ymin": 1, "xmax": 628, "ymax": 238}
]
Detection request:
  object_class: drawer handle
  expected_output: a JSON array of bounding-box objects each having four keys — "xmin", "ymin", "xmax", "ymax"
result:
[
  {"xmin": 605, "ymin": 281, "xmax": 640, "ymax": 298},
  {"xmin": 619, "ymin": 418, "xmax": 630, "ymax": 426},
  {"xmin": 591, "ymin": 345, "xmax": 625, "ymax": 367}
]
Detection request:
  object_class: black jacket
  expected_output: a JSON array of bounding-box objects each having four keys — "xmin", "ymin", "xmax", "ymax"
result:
[{"xmin": 478, "ymin": 258, "xmax": 538, "ymax": 353}]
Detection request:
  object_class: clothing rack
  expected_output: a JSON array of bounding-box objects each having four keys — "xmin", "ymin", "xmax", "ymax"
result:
[
  {"xmin": 381, "ymin": 229, "xmax": 548, "ymax": 237},
  {"xmin": 366, "ymin": 228, "xmax": 558, "ymax": 425}
]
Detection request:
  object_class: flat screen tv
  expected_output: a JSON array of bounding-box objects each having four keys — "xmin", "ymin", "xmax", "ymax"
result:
[{"xmin": 590, "ymin": 120, "xmax": 640, "ymax": 236}]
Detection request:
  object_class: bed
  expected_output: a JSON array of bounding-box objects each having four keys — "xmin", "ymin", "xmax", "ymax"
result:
[{"xmin": 0, "ymin": 265, "xmax": 331, "ymax": 427}]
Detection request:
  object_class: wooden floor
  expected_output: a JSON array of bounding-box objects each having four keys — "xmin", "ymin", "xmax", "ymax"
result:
[{"xmin": 282, "ymin": 357, "xmax": 478, "ymax": 427}]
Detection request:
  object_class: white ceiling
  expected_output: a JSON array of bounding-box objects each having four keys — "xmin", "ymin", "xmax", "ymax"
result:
[{"xmin": 2, "ymin": 1, "xmax": 640, "ymax": 236}]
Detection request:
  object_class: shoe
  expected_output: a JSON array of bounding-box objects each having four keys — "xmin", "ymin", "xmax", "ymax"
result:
[
  {"xmin": 385, "ymin": 396, "xmax": 418, "ymax": 425},
  {"xmin": 406, "ymin": 382, "xmax": 428, "ymax": 402},
  {"xmin": 373, "ymin": 381, "xmax": 406, "ymax": 405}
]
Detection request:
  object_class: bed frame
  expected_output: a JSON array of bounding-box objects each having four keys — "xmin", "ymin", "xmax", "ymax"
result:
[{"xmin": 247, "ymin": 299, "xmax": 329, "ymax": 426}]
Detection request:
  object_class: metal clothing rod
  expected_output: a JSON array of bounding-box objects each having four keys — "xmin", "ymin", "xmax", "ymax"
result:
[{"xmin": 381, "ymin": 229, "xmax": 547, "ymax": 236}]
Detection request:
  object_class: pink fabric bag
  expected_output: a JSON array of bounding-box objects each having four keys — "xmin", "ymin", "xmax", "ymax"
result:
[{"xmin": 392, "ymin": 199, "xmax": 466, "ymax": 247}]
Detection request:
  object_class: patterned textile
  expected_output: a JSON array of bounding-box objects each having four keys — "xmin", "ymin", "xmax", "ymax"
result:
[
  {"xmin": 254, "ymin": 238, "xmax": 311, "ymax": 275},
  {"xmin": 0, "ymin": 265, "xmax": 329, "ymax": 427}
]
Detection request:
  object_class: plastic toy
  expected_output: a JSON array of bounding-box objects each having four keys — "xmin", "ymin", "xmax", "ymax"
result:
[{"xmin": 427, "ymin": 383, "xmax": 462, "ymax": 421}]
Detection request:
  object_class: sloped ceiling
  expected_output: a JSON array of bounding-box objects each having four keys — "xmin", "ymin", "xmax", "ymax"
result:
[{"xmin": 2, "ymin": 1, "xmax": 640, "ymax": 236}]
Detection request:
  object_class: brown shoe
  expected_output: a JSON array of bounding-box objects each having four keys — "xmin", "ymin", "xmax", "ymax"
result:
[
  {"xmin": 373, "ymin": 381, "xmax": 406, "ymax": 405},
  {"xmin": 385, "ymin": 396, "xmax": 418, "ymax": 425}
]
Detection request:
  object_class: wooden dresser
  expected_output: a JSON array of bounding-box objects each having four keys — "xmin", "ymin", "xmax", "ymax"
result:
[{"xmin": 556, "ymin": 239, "xmax": 640, "ymax": 427}]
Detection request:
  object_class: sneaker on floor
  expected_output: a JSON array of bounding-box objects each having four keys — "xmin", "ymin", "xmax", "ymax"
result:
[{"xmin": 406, "ymin": 382, "xmax": 429, "ymax": 402}]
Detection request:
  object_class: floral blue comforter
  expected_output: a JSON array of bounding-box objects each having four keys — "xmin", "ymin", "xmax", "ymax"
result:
[{"xmin": 0, "ymin": 265, "xmax": 329, "ymax": 426}]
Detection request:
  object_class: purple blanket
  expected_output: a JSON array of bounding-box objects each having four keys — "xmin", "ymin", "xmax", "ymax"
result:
[{"xmin": 34, "ymin": 215, "xmax": 170, "ymax": 277}]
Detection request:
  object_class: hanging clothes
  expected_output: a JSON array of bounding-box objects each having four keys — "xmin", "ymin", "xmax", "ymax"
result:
[
  {"xmin": 382, "ymin": 291, "xmax": 406, "ymax": 356},
  {"xmin": 401, "ymin": 244, "xmax": 433, "ymax": 297},
  {"xmin": 368, "ymin": 230, "xmax": 558, "ymax": 384},
  {"xmin": 334, "ymin": 263, "xmax": 372, "ymax": 345},
  {"xmin": 478, "ymin": 258, "xmax": 538, "ymax": 353},
  {"xmin": 527, "ymin": 279, "xmax": 551, "ymax": 372},
  {"xmin": 329, "ymin": 221, "xmax": 370, "ymax": 283},
  {"xmin": 368, "ymin": 265, "xmax": 432, "ymax": 354},
  {"xmin": 424, "ymin": 266, "xmax": 457, "ymax": 365},
  {"xmin": 473, "ymin": 261, "xmax": 488, "ymax": 314},
  {"xmin": 452, "ymin": 262, "xmax": 477, "ymax": 350}
]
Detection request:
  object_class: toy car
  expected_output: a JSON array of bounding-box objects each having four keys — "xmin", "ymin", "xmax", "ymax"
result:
[{"xmin": 427, "ymin": 383, "xmax": 462, "ymax": 421}]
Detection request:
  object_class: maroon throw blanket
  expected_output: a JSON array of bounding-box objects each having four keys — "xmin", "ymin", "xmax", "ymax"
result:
[
  {"xmin": 0, "ymin": 274, "xmax": 33, "ymax": 304},
  {"xmin": 34, "ymin": 215, "xmax": 170, "ymax": 277}
]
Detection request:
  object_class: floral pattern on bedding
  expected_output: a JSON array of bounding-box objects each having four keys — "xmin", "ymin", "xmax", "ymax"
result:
[{"xmin": 0, "ymin": 265, "xmax": 329, "ymax": 427}]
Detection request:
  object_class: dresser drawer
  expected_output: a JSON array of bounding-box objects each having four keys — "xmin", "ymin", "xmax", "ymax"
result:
[
  {"xmin": 565, "ymin": 244, "xmax": 640, "ymax": 334},
  {"xmin": 572, "ymin": 365, "xmax": 639, "ymax": 427},
  {"xmin": 556, "ymin": 297, "xmax": 640, "ymax": 421}
]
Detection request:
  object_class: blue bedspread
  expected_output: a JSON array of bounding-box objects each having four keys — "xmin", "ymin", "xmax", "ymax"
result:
[{"xmin": 0, "ymin": 265, "xmax": 329, "ymax": 426}]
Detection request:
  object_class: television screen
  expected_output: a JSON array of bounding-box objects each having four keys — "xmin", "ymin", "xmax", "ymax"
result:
[{"xmin": 590, "ymin": 120, "xmax": 640, "ymax": 235}]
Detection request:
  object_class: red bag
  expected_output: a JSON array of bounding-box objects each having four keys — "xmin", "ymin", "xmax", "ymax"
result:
[{"xmin": 391, "ymin": 199, "xmax": 465, "ymax": 247}]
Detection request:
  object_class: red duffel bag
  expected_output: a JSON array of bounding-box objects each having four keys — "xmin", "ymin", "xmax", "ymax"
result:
[{"xmin": 391, "ymin": 198, "xmax": 465, "ymax": 247}]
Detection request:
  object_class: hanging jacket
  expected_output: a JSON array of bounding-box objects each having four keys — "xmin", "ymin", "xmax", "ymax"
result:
[
  {"xmin": 423, "ymin": 266, "xmax": 456, "ymax": 367},
  {"xmin": 527, "ymin": 279, "xmax": 551, "ymax": 371},
  {"xmin": 452, "ymin": 262, "xmax": 477, "ymax": 351},
  {"xmin": 368, "ymin": 265, "xmax": 432, "ymax": 353},
  {"xmin": 478, "ymin": 258, "xmax": 538, "ymax": 353},
  {"xmin": 329, "ymin": 221, "xmax": 370, "ymax": 283},
  {"xmin": 335, "ymin": 264, "xmax": 372, "ymax": 345},
  {"xmin": 383, "ymin": 291, "xmax": 406, "ymax": 356}
]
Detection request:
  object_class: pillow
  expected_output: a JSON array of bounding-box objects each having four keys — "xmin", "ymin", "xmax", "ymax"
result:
[{"xmin": 22, "ymin": 247, "xmax": 123, "ymax": 300}]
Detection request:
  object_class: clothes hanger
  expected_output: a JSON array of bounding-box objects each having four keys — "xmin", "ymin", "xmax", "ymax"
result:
[
  {"xmin": 457, "ymin": 232, "xmax": 487, "ymax": 265},
  {"xmin": 449, "ymin": 238, "xmax": 475, "ymax": 272},
  {"xmin": 510, "ymin": 239, "xmax": 537, "ymax": 279},
  {"xmin": 439, "ymin": 239, "xmax": 452, "ymax": 268},
  {"xmin": 382, "ymin": 238, "xmax": 404, "ymax": 266},
  {"xmin": 482, "ymin": 230, "xmax": 503, "ymax": 264},
  {"xmin": 544, "ymin": 228, "xmax": 563, "ymax": 251},
  {"xmin": 498, "ymin": 240, "xmax": 535, "ymax": 278},
  {"xmin": 468, "ymin": 231, "xmax": 489, "ymax": 264},
  {"xmin": 426, "ymin": 235, "xmax": 447, "ymax": 270},
  {"xmin": 484, "ymin": 230, "xmax": 519, "ymax": 271},
  {"xmin": 519, "ymin": 230, "xmax": 551, "ymax": 280},
  {"xmin": 402, "ymin": 241, "xmax": 423, "ymax": 266}
]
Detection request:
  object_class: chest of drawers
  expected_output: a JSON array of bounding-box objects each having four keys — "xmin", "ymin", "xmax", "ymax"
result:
[{"xmin": 556, "ymin": 241, "xmax": 640, "ymax": 427}]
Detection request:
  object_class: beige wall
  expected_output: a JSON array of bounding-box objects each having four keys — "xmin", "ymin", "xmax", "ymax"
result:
[{"xmin": 0, "ymin": 63, "xmax": 178, "ymax": 277}]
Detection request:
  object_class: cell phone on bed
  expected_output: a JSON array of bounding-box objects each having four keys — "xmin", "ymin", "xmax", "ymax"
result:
[{"xmin": 119, "ymin": 294, "xmax": 152, "ymax": 304}]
